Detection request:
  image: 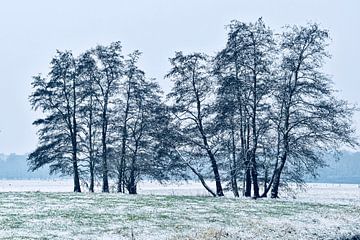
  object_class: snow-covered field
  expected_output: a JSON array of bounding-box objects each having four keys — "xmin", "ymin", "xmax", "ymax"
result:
[{"xmin": 0, "ymin": 180, "xmax": 359, "ymax": 239}]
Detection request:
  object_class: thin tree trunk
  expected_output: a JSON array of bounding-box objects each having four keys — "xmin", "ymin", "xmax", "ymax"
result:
[
  {"xmin": 244, "ymin": 164, "xmax": 252, "ymax": 197},
  {"xmin": 236, "ymin": 58, "xmax": 247, "ymax": 198},
  {"xmin": 175, "ymin": 149, "xmax": 216, "ymax": 197},
  {"xmin": 251, "ymin": 163, "xmax": 260, "ymax": 198},
  {"xmin": 271, "ymin": 171, "xmax": 281, "ymax": 198},
  {"xmin": 230, "ymin": 126, "xmax": 239, "ymax": 197},
  {"xmin": 88, "ymin": 95, "xmax": 95, "ymax": 193},
  {"xmin": 187, "ymin": 162, "xmax": 216, "ymax": 197},
  {"xmin": 102, "ymin": 136, "xmax": 109, "ymax": 192},
  {"xmin": 244, "ymin": 118, "xmax": 252, "ymax": 197},
  {"xmin": 263, "ymin": 164, "xmax": 268, "ymax": 198},
  {"xmin": 118, "ymin": 82, "xmax": 131, "ymax": 193},
  {"xmin": 117, "ymin": 174, "xmax": 124, "ymax": 193},
  {"xmin": 101, "ymin": 101, "xmax": 109, "ymax": 193},
  {"xmin": 191, "ymin": 67, "xmax": 224, "ymax": 196},
  {"xmin": 72, "ymin": 152, "xmax": 81, "ymax": 192},
  {"xmin": 261, "ymin": 98, "xmax": 285, "ymax": 198},
  {"xmin": 127, "ymin": 139, "xmax": 139, "ymax": 195},
  {"xmin": 271, "ymin": 109, "xmax": 290, "ymax": 198},
  {"xmin": 89, "ymin": 163, "xmax": 94, "ymax": 192},
  {"xmin": 72, "ymin": 81, "xmax": 81, "ymax": 192},
  {"xmin": 271, "ymin": 158, "xmax": 286, "ymax": 198},
  {"xmin": 207, "ymin": 150, "xmax": 224, "ymax": 196},
  {"xmin": 128, "ymin": 155, "xmax": 137, "ymax": 194},
  {"xmin": 251, "ymin": 73, "xmax": 260, "ymax": 198}
]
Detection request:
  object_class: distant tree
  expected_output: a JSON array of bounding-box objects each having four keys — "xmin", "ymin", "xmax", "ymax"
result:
[
  {"xmin": 90, "ymin": 42, "xmax": 124, "ymax": 193},
  {"xmin": 115, "ymin": 51, "xmax": 145, "ymax": 193},
  {"xmin": 266, "ymin": 24, "xmax": 357, "ymax": 198},
  {"xmin": 77, "ymin": 52, "xmax": 101, "ymax": 192},
  {"xmin": 124, "ymin": 79, "xmax": 165, "ymax": 194},
  {"xmin": 166, "ymin": 52, "xmax": 224, "ymax": 197},
  {"xmin": 29, "ymin": 51, "xmax": 82, "ymax": 192},
  {"xmin": 214, "ymin": 18, "xmax": 276, "ymax": 198},
  {"xmin": 212, "ymin": 76, "xmax": 242, "ymax": 197}
]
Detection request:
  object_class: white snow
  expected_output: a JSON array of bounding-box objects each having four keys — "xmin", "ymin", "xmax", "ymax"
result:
[{"xmin": 0, "ymin": 180, "xmax": 358, "ymax": 239}]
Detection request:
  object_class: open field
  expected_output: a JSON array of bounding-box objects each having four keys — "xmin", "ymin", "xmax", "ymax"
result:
[{"xmin": 0, "ymin": 181, "xmax": 359, "ymax": 239}]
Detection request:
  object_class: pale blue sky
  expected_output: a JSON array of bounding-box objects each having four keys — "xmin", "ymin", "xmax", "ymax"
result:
[{"xmin": 0, "ymin": 0, "xmax": 359, "ymax": 154}]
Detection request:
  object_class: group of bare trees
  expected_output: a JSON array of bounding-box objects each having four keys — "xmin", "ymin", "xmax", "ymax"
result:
[
  {"xmin": 29, "ymin": 19, "xmax": 357, "ymax": 198},
  {"xmin": 29, "ymin": 42, "xmax": 178, "ymax": 193}
]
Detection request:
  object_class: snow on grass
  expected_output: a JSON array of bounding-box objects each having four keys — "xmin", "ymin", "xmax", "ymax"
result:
[{"xmin": 0, "ymin": 181, "xmax": 359, "ymax": 239}]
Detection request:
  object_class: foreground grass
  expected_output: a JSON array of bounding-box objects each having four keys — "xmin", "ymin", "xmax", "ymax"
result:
[{"xmin": 0, "ymin": 192, "xmax": 359, "ymax": 240}]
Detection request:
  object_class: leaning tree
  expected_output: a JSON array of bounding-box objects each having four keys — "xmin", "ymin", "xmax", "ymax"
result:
[
  {"xmin": 266, "ymin": 23, "xmax": 357, "ymax": 198},
  {"xmin": 166, "ymin": 52, "xmax": 224, "ymax": 197}
]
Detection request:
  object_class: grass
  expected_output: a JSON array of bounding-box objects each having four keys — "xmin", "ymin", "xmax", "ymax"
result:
[{"xmin": 0, "ymin": 192, "xmax": 358, "ymax": 239}]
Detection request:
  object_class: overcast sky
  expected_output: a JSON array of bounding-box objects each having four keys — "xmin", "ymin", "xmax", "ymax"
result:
[{"xmin": 0, "ymin": 0, "xmax": 359, "ymax": 154}]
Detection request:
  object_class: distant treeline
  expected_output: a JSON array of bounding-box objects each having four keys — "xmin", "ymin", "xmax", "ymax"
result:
[
  {"xmin": 311, "ymin": 152, "xmax": 360, "ymax": 184},
  {"xmin": 1, "ymin": 152, "xmax": 359, "ymax": 183},
  {"xmin": 0, "ymin": 154, "xmax": 51, "ymax": 179},
  {"xmin": 28, "ymin": 18, "xmax": 357, "ymax": 198}
]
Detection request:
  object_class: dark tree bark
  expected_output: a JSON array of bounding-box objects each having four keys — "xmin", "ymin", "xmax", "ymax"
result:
[
  {"xmin": 101, "ymin": 98, "xmax": 109, "ymax": 193},
  {"xmin": 167, "ymin": 52, "xmax": 224, "ymax": 197},
  {"xmin": 127, "ymin": 148, "xmax": 138, "ymax": 194},
  {"xmin": 71, "ymin": 72, "xmax": 81, "ymax": 193},
  {"xmin": 118, "ymin": 80, "xmax": 131, "ymax": 193},
  {"xmin": 175, "ymin": 149, "xmax": 216, "ymax": 197},
  {"xmin": 195, "ymin": 84, "xmax": 224, "ymax": 197},
  {"xmin": 88, "ymin": 96, "xmax": 95, "ymax": 193},
  {"xmin": 244, "ymin": 165, "xmax": 252, "ymax": 197},
  {"xmin": 230, "ymin": 127, "xmax": 239, "ymax": 197}
]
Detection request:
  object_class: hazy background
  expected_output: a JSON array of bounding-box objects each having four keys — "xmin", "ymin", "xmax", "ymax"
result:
[{"xmin": 0, "ymin": 0, "xmax": 359, "ymax": 155}]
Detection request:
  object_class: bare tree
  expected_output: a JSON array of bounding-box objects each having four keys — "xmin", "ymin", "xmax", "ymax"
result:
[
  {"xmin": 214, "ymin": 18, "xmax": 276, "ymax": 198},
  {"xmin": 166, "ymin": 52, "xmax": 224, "ymax": 197},
  {"xmin": 90, "ymin": 42, "xmax": 124, "ymax": 193},
  {"xmin": 265, "ymin": 24, "xmax": 357, "ymax": 198},
  {"xmin": 77, "ymin": 52, "xmax": 101, "ymax": 192},
  {"xmin": 29, "ymin": 51, "xmax": 81, "ymax": 192},
  {"xmin": 115, "ymin": 51, "xmax": 145, "ymax": 193}
]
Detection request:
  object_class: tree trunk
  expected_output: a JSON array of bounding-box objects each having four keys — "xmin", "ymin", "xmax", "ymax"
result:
[
  {"xmin": 118, "ymin": 174, "xmax": 125, "ymax": 193},
  {"xmin": 127, "ymin": 143, "xmax": 138, "ymax": 195},
  {"xmin": 72, "ymin": 152, "xmax": 81, "ymax": 192},
  {"xmin": 188, "ymin": 162, "xmax": 216, "ymax": 197},
  {"xmin": 263, "ymin": 165, "xmax": 268, "ymax": 198},
  {"xmin": 230, "ymin": 163, "xmax": 239, "ymax": 197},
  {"xmin": 89, "ymin": 162, "xmax": 94, "ymax": 192},
  {"xmin": 251, "ymin": 72, "xmax": 260, "ymax": 199},
  {"xmin": 271, "ymin": 170, "xmax": 281, "ymax": 198},
  {"xmin": 271, "ymin": 154, "xmax": 287, "ymax": 198},
  {"xmin": 206, "ymin": 149, "xmax": 224, "ymax": 196},
  {"xmin": 191, "ymin": 70, "xmax": 224, "ymax": 197},
  {"xmin": 230, "ymin": 127, "xmax": 239, "ymax": 197},
  {"xmin": 72, "ymin": 76, "xmax": 81, "ymax": 193},
  {"xmin": 118, "ymin": 87, "xmax": 131, "ymax": 193},
  {"xmin": 102, "ymin": 137, "xmax": 109, "ymax": 193},
  {"xmin": 244, "ymin": 118, "xmax": 252, "ymax": 197},
  {"xmin": 271, "ymin": 97, "xmax": 291, "ymax": 198},
  {"xmin": 71, "ymin": 114, "xmax": 81, "ymax": 193},
  {"xmin": 128, "ymin": 181, "xmax": 137, "ymax": 194},
  {"xmin": 251, "ymin": 162, "xmax": 260, "ymax": 198},
  {"xmin": 244, "ymin": 166, "xmax": 251, "ymax": 197},
  {"xmin": 127, "ymin": 160, "xmax": 137, "ymax": 194},
  {"xmin": 175, "ymin": 149, "xmax": 216, "ymax": 197},
  {"xmin": 101, "ymin": 121, "xmax": 109, "ymax": 192},
  {"xmin": 101, "ymin": 98, "xmax": 109, "ymax": 193},
  {"xmin": 88, "ymin": 96, "xmax": 95, "ymax": 193}
]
